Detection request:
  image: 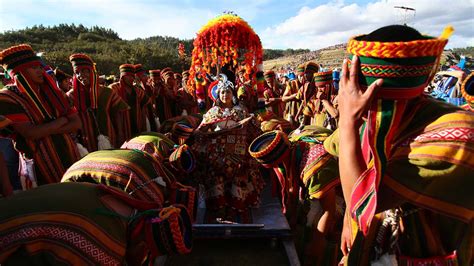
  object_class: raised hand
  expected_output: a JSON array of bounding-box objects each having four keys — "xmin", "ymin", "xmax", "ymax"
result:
[{"xmin": 338, "ymin": 55, "xmax": 383, "ymax": 127}]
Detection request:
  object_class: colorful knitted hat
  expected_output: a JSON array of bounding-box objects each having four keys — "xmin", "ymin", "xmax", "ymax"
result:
[
  {"xmin": 304, "ymin": 62, "xmax": 319, "ymax": 74},
  {"xmin": 264, "ymin": 70, "xmax": 276, "ymax": 79},
  {"xmin": 249, "ymin": 130, "xmax": 294, "ymax": 214},
  {"xmin": 162, "ymin": 69, "xmax": 174, "ymax": 80},
  {"xmin": 173, "ymin": 183, "xmax": 197, "ymax": 222},
  {"xmin": 168, "ymin": 144, "xmax": 196, "ymax": 174},
  {"xmin": 172, "ymin": 122, "xmax": 194, "ymax": 145},
  {"xmin": 249, "ymin": 130, "xmax": 290, "ymax": 167},
  {"xmin": 69, "ymin": 53, "xmax": 99, "ymax": 110},
  {"xmin": 161, "ymin": 67, "xmax": 172, "ymax": 76},
  {"xmin": 149, "ymin": 69, "xmax": 161, "ymax": 79},
  {"xmin": 69, "ymin": 53, "xmax": 94, "ymax": 69},
  {"xmin": 0, "ymin": 44, "xmax": 41, "ymax": 74},
  {"xmin": 119, "ymin": 64, "xmax": 135, "ymax": 76},
  {"xmin": 134, "ymin": 64, "xmax": 146, "ymax": 76},
  {"xmin": 296, "ymin": 64, "xmax": 305, "ymax": 75},
  {"xmin": 346, "ymin": 25, "xmax": 452, "ymax": 237},
  {"xmin": 0, "ymin": 44, "xmax": 70, "ymax": 119},
  {"xmin": 461, "ymin": 72, "xmax": 474, "ymax": 106},
  {"xmin": 347, "ymin": 25, "xmax": 450, "ymax": 99},
  {"xmin": 131, "ymin": 205, "xmax": 192, "ymax": 258},
  {"xmin": 182, "ymin": 70, "xmax": 190, "ymax": 80},
  {"xmin": 313, "ymin": 70, "xmax": 333, "ymax": 87}
]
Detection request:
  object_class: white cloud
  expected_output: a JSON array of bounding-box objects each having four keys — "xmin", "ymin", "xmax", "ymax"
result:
[
  {"xmin": 261, "ymin": 0, "xmax": 474, "ymax": 49},
  {"xmin": 0, "ymin": 0, "xmax": 216, "ymax": 39},
  {"xmin": 1, "ymin": 0, "xmax": 472, "ymax": 49},
  {"xmin": 0, "ymin": 0, "xmax": 273, "ymax": 40}
]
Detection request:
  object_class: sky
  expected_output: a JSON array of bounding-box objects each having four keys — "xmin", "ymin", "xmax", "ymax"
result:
[{"xmin": 0, "ymin": 0, "xmax": 472, "ymax": 50}]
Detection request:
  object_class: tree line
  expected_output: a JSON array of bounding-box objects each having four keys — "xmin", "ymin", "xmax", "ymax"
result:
[{"xmin": 0, "ymin": 24, "xmax": 308, "ymax": 76}]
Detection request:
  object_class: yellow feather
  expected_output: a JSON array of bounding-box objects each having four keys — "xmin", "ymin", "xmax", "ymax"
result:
[{"xmin": 439, "ymin": 25, "xmax": 454, "ymax": 40}]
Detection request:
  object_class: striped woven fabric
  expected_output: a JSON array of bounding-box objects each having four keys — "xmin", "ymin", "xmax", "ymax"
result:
[
  {"xmin": 121, "ymin": 133, "xmax": 176, "ymax": 162},
  {"xmin": 299, "ymin": 142, "xmax": 339, "ymax": 199},
  {"xmin": 149, "ymin": 69, "xmax": 161, "ymax": 78},
  {"xmin": 344, "ymin": 26, "xmax": 454, "ymax": 237},
  {"xmin": 74, "ymin": 86, "xmax": 129, "ymax": 151},
  {"xmin": 132, "ymin": 204, "xmax": 193, "ymax": 258},
  {"xmin": 168, "ymin": 144, "xmax": 196, "ymax": 174},
  {"xmin": 70, "ymin": 54, "xmax": 99, "ymax": 111},
  {"xmin": 0, "ymin": 182, "xmax": 193, "ymax": 265},
  {"xmin": 296, "ymin": 64, "xmax": 305, "ymax": 75},
  {"xmin": 347, "ymin": 36, "xmax": 448, "ymax": 58},
  {"xmin": 250, "ymin": 127, "xmax": 340, "ymax": 205},
  {"xmin": 249, "ymin": 130, "xmax": 291, "ymax": 166},
  {"xmin": 0, "ymin": 183, "xmax": 129, "ymax": 265},
  {"xmin": 0, "ymin": 88, "xmax": 80, "ymax": 185},
  {"xmin": 346, "ymin": 27, "xmax": 451, "ymax": 95},
  {"xmin": 313, "ymin": 70, "xmax": 333, "ymax": 87},
  {"xmin": 119, "ymin": 64, "xmax": 135, "ymax": 76},
  {"xmin": 324, "ymin": 98, "xmax": 474, "ymax": 230},
  {"xmin": 109, "ymin": 81, "xmax": 151, "ymax": 138},
  {"xmin": 62, "ymin": 149, "xmax": 176, "ymax": 205}
]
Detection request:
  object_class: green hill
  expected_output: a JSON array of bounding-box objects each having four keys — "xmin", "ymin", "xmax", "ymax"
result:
[
  {"xmin": 0, "ymin": 24, "xmax": 304, "ymax": 76},
  {"xmin": 0, "ymin": 24, "xmax": 194, "ymax": 75}
]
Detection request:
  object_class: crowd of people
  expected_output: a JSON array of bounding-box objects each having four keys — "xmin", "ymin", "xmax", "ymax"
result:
[{"xmin": 0, "ymin": 24, "xmax": 473, "ymax": 266}]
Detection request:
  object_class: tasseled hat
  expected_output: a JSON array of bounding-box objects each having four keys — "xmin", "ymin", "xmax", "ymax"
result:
[
  {"xmin": 0, "ymin": 44, "xmax": 41, "ymax": 74},
  {"xmin": 134, "ymin": 64, "xmax": 146, "ymax": 76},
  {"xmin": 119, "ymin": 64, "xmax": 135, "ymax": 76},
  {"xmin": 313, "ymin": 70, "xmax": 333, "ymax": 87},
  {"xmin": 69, "ymin": 53, "xmax": 99, "ymax": 110},
  {"xmin": 149, "ymin": 69, "xmax": 161, "ymax": 79},
  {"xmin": 69, "ymin": 53, "xmax": 94, "ymax": 68},
  {"xmin": 0, "ymin": 44, "xmax": 70, "ymax": 119},
  {"xmin": 346, "ymin": 25, "xmax": 451, "ymax": 236},
  {"xmin": 161, "ymin": 68, "xmax": 173, "ymax": 80}
]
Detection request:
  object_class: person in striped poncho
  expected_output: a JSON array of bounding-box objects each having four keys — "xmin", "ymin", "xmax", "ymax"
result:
[
  {"xmin": 335, "ymin": 25, "xmax": 473, "ymax": 265},
  {"xmin": 0, "ymin": 44, "xmax": 81, "ymax": 188}
]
